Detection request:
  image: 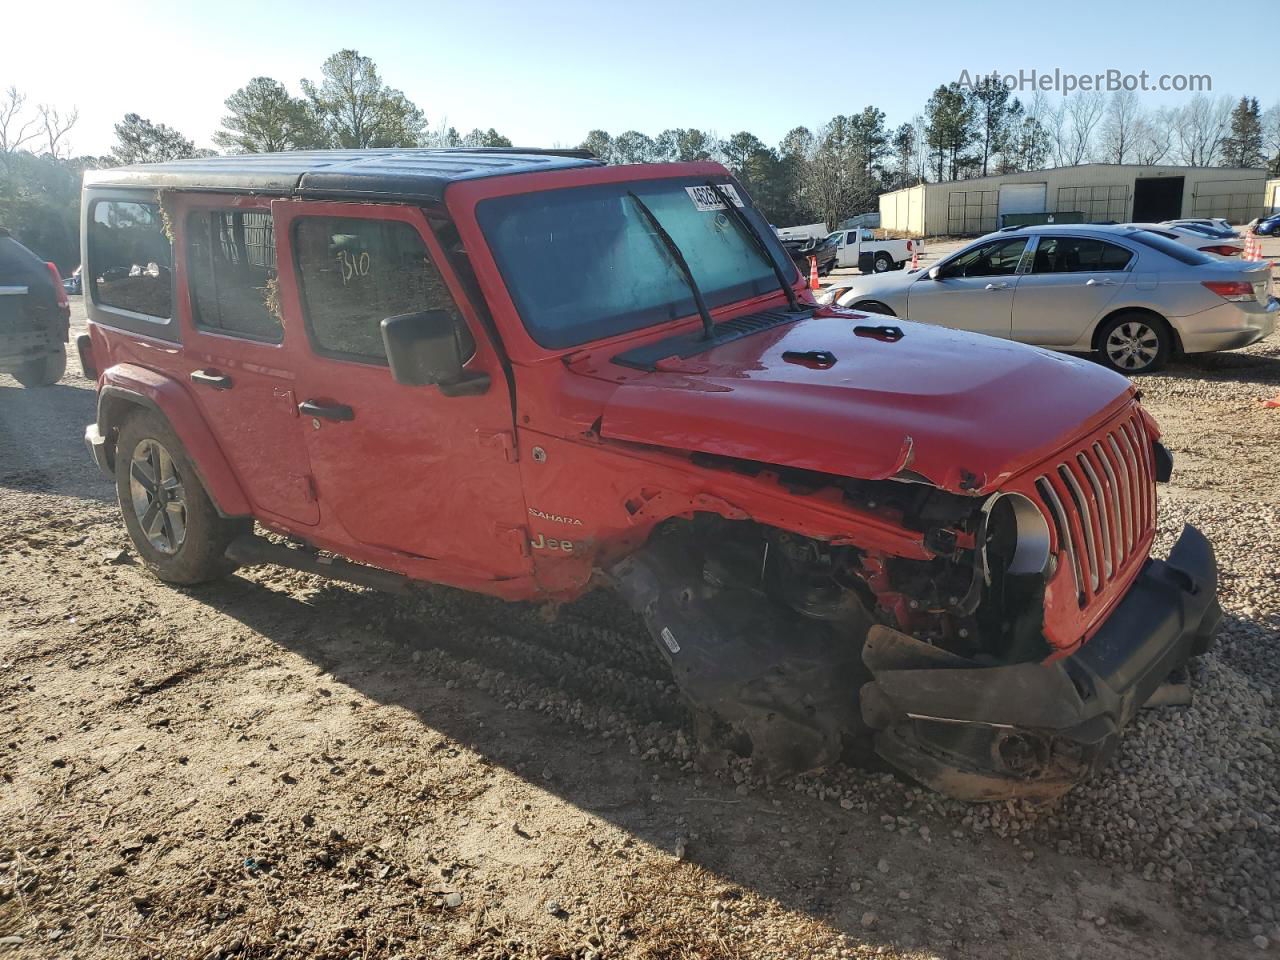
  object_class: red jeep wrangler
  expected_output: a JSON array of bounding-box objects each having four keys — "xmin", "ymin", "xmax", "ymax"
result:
[{"xmin": 79, "ymin": 149, "xmax": 1220, "ymax": 800}]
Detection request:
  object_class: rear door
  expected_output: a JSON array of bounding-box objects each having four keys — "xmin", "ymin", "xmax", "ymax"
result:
[
  {"xmin": 271, "ymin": 199, "xmax": 530, "ymax": 578},
  {"xmin": 174, "ymin": 195, "xmax": 319, "ymax": 526},
  {"xmin": 904, "ymin": 235, "xmax": 1028, "ymax": 338},
  {"xmin": 1010, "ymin": 235, "xmax": 1131, "ymax": 345}
]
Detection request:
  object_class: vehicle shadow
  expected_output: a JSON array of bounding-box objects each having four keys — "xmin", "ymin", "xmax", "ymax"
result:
[
  {"xmin": 0, "ymin": 378, "xmax": 110, "ymax": 503},
  {"xmin": 1163, "ymin": 349, "xmax": 1280, "ymax": 383},
  {"xmin": 186, "ymin": 570, "xmax": 1221, "ymax": 959}
]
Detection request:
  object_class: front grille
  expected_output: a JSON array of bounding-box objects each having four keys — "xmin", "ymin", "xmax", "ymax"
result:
[{"xmin": 1033, "ymin": 412, "xmax": 1156, "ymax": 609}]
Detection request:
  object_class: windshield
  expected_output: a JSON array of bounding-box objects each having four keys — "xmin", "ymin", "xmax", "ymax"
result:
[{"xmin": 476, "ymin": 177, "xmax": 795, "ymax": 349}]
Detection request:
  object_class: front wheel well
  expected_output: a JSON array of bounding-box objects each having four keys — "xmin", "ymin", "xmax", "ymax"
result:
[
  {"xmin": 851, "ymin": 300, "xmax": 897, "ymax": 317},
  {"xmin": 1091, "ymin": 307, "xmax": 1182, "ymax": 356}
]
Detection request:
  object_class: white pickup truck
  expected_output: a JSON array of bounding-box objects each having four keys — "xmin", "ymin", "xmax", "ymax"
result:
[{"xmin": 827, "ymin": 228, "xmax": 921, "ymax": 273}]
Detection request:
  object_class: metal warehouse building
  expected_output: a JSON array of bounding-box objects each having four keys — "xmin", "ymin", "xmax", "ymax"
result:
[{"xmin": 879, "ymin": 163, "xmax": 1269, "ymax": 237}]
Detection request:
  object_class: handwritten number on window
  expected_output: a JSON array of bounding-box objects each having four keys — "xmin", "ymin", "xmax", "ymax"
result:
[{"xmin": 336, "ymin": 250, "xmax": 371, "ymax": 285}]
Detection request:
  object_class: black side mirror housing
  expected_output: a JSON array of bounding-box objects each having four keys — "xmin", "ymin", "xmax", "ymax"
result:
[{"xmin": 380, "ymin": 310, "xmax": 489, "ymax": 397}]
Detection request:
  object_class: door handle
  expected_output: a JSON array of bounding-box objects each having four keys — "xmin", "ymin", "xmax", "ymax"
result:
[
  {"xmin": 298, "ymin": 399, "xmax": 355, "ymax": 422},
  {"xmin": 984, "ymin": 282, "xmax": 1010, "ymax": 290},
  {"xmin": 1085, "ymin": 278, "xmax": 1117, "ymax": 286},
  {"xmin": 190, "ymin": 369, "xmax": 233, "ymax": 390}
]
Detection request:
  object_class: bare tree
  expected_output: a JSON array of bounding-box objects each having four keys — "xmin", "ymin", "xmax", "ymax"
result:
[
  {"xmin": 37, "ymin": 104, "xmax": 78, "ymax": 158},
  {"xmin": 1259, "ymin": 102, "xmax": 1280, "ymax": 175},
  {"xmin": 1170, "ymin": 94, "xmax": 1232, "ymax": 166},
  {"xmin": 910, "ymin": 113, "xmax": 929, "ymax": 182},
  {"xmin": 1131, "ymin": 107, "xmax": 1175, "ymax": 166},
  {"xmin": 1051, "ymin": 91, "xmax": 1105, "ymax": 166},
  {"xmin": 1098, "ymin": 91, "xmax": 1142, "ymax": 163},
  {"xmin": 0, "ymin": 86, "xmax": 40, "ymax": 157}
]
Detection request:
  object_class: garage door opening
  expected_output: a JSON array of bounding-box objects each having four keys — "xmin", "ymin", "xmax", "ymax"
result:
[
  {"xmin": 1133, "ymin": 177, "xmax": 1184, "ymax": 222},
  {"xmin": 997, "ymin": 183, "xmax": 1047, "ymax": 226}
]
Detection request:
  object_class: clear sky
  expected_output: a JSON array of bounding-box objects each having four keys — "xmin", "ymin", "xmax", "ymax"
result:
[{"xmin": 4, "ymin": 0, "xmax": 1262, "ymax": 157}]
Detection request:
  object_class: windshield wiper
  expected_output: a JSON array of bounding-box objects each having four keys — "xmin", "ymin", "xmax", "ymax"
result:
[
  {"xmin": 627, "ymin": 191, "xmax": 716, "ymax": 341},
  {"xmin": 705, "ymin": 181, "xmax": 803, "ymax": 313}
]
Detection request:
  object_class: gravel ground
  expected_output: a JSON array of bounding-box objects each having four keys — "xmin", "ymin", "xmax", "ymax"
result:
[{"xmin": 1, "ymin": 260, "xmax": 1278, "ymax": 958}]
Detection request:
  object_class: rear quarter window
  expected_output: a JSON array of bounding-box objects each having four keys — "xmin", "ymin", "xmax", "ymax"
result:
[
  {"xmin": 88, "ymin": 200, "xmax": 173, "ymax": 318},
  {"xmin": 1130, "ymin": 231, "xmax": 1215, "ymax": 266}
]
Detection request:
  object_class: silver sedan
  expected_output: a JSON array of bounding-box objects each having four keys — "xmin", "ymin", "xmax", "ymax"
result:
[{"xmin": 832, "ymin": 224, "xmax": 1276, "ymax": 374}]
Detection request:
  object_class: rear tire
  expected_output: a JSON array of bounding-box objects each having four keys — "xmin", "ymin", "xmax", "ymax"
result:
[
  {"xmin": 114, "ymin": 409, "xmax": 249, "ymax": 584},
  {"xmin": 13, "ymin": 344, "xmax": 67, "ymax": 387},
  {"xmin": 873, "ymin": 253, "xmax": 892, "ymax": 273},
  {"xmin": 1096, "ymin": 312, "xmax": 1172, "ymax": 375}
]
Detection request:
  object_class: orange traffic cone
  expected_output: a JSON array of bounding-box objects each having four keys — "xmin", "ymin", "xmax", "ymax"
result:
[
  {"xmin": 909, "ymin": 240, "xmax": 919, "ymax": 270},
  {"xmin": 809, "ymin": 256, "xmax": 819, "ymax": 290}
]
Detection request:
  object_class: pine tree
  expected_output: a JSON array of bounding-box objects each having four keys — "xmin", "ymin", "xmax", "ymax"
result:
[{"xmin": 1221, "ymin": 96, "xmax": 1264, "ymax": 168}]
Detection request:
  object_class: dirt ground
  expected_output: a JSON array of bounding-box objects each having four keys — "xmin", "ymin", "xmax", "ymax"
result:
[{"xmin": 2, "ymin": 244, "xmax": 1278, "ymax": 959}]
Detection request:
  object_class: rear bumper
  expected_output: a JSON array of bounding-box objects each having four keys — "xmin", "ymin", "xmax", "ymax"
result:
[
  {"xmin": 860, "ymin": 524, "xmax": 1221, "ymax": 801},
  {"xmin": 1174, "ymin": 297, "xmax": 1277, "ymax": 353}
]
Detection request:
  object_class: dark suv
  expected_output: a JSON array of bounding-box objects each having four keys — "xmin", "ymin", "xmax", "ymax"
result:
[{"xmin": 0, "ymin": 228, "xmax": 70, "ymax": 386}]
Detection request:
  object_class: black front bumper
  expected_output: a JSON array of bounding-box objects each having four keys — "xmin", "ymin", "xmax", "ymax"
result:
[{"xmin": 860, "ymin": 524, "xmax": 1221, "ymax": 801}]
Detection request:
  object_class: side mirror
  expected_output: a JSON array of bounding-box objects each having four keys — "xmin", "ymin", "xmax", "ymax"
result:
[
  {"xmin": 380, "ymin": 310, "xmax": 489, "ymax": 397},
  {"xmin": 927, "ymin": 265, "xmax": 942, "ymax": 280}
]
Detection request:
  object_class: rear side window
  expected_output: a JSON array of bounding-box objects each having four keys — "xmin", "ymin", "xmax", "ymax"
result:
[
  {"xmin": 186, "ymin": 210, "xmax": 282, "ymax": 342},
  {"xmin": 293, "ymin": 217, "xmax": 465, "ymax": 364},
  {"xmin": 1030, "ymin": 236, "xmax": 1132, "ymax": 274},
  {"xmin": 88, "ymin": 200, "xmax": 172, "ymax": 318},
  {"xmin": 1130, "ymin": 230, "xmax": 1215, "ymax": 266}
]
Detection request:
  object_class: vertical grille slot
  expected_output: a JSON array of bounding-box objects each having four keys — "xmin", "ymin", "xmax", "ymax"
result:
[
  {"xmin": 1032, "ymin": 410, "xmax": 1157, "ymax": 612},
  {"xmin": 1058, "ymin": 464, "xmax": 1101, "ymax": 594},
  {"xmin": 1037, "ymin": 476, "xmax": 1083, "ymax": 604}
]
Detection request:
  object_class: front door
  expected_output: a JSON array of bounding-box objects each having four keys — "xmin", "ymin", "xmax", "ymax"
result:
[
  {"xmin": 175, "ymin": 196, "xmax": 318, "ymax": 526},
  {"xmin": 271, "ymin": 200, "xmax": 530, "ymax": 579},
  {"xmin": 904, "ymin": 235, "xmax": 1028, "ymax": 338},
  {"xmin": 1010, "ymin": 235, "xmax": 1131, "ymax": 346}
]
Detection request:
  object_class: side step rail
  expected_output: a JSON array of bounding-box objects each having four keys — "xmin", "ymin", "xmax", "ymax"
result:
[{"xmin": 225, "ymin": 534, "xmax": 417, "ymax": 596}]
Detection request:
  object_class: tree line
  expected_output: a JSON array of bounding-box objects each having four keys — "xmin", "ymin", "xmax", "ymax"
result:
[{"xmin": 4, "ymin": 50, "xmax": 1280, "ymax": 271}]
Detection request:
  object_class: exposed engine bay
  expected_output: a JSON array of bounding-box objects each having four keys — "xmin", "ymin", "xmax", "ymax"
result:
[{"xmin": 611, "ymin": 460, "xmax": 1220, "ymax": 801}]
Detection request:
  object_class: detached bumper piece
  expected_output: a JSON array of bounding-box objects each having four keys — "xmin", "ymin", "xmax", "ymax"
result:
[{"xmin": 860, "ymin": 524, "xmax": 1221, "ymax": 802}]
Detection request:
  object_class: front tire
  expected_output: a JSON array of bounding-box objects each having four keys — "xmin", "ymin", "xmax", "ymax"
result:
[
  {"xmin": 1097, "ymin": 312, "xmax": 1172, "ymax": 375},
  {"xmin": 13, "ymin": 344, "xmax": 67, "ymax": 387},
  {"xmin": 114, "ymin": 409, "xmax": 249, "ymax": 584}
]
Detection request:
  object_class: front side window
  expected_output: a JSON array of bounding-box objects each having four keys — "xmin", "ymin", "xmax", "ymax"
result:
[
  {"xmin": 186, "ymin": 210, "xmax": 281, "ymax": 341},
  {"xmin": 293, "ymin": 217, "xmax": 466, "ymax": 364},
  {"xmin": 476, "ymin": 178, "xmax": 791, "ymax": 349},
  {"xmin": 1030, "ymin": 236, "xmax": 1133, "ymax": 274},
  {"xmin": 940, "ymin": 237, "xmax": 1028, "ymax": 278},
  {"xmin": 88, "ymin": 200, "xmax": 172, "ymax": 318}
]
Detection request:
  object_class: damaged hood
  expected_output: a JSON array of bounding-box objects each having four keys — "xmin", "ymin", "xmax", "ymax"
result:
[{"xmin": 593, "ymin": 313, "xmax": 1135, "ymax": 494}]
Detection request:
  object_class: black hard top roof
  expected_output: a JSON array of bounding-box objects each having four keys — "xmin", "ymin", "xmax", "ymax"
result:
[{"xmin": 82, "ymin": 147, "xmax": 604, "ymax": 205}]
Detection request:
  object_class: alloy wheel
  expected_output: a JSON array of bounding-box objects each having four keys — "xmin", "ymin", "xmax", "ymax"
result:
[
  {"xmin": 128, "ymin": 439, "xmax": 188, "ymax": 555},
  {"xmin": 1105, "ymin": 321, "xmax": 1160, "ymax": 372}
]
